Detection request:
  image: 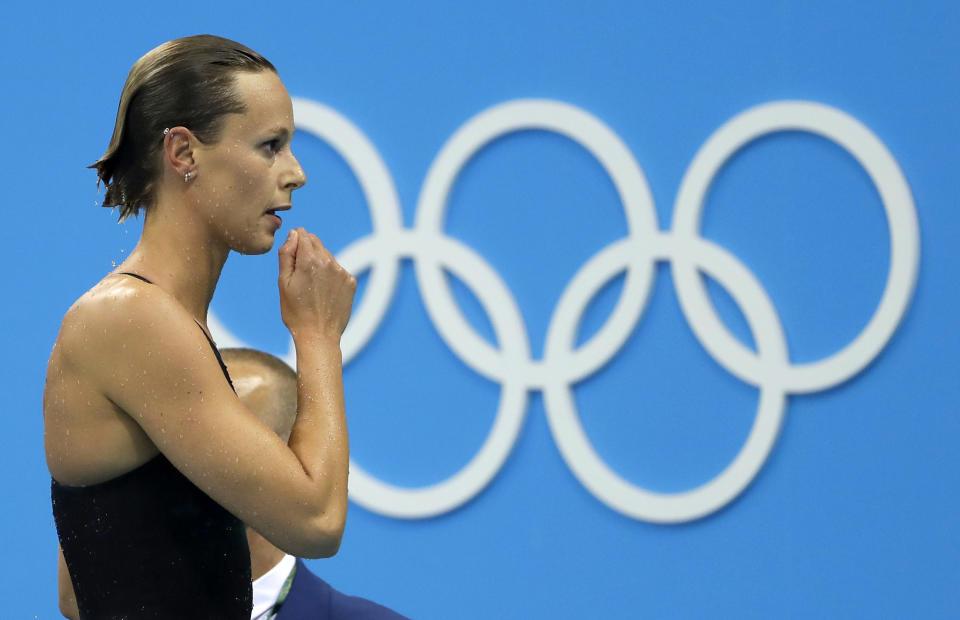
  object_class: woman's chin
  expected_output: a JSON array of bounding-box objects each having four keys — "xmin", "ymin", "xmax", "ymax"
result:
[{"xmin": 232, "ymin": 236, "xmax": 275, "ymax": 256}]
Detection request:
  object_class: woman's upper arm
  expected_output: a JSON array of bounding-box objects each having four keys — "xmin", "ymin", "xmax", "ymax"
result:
[{"xmin": 65, "ymin": 288, "xmax": 325, "ymax": 552}]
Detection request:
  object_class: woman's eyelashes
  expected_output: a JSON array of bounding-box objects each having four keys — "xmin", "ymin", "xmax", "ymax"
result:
[
  {"xmin": 262, "ymin": 139, "xmax": 281, "ymax": 155},
  {"xmin": 261, "ymin": 135, "xmax": 288, "ymax": 156}
]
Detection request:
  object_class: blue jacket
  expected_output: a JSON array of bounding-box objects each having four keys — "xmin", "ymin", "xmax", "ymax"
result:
[{"xmin": 275, "ymin": 560, "xmax": 408, "ymax": 620}]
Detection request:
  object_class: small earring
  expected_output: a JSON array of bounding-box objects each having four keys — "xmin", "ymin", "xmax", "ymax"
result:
[
  {"xmin": 184, "ymin": 171, "xmax": 193, "ymax": 183},
  {"xmin": 163, "ymin": 128, "xmax": 170, "ymax": 136}
]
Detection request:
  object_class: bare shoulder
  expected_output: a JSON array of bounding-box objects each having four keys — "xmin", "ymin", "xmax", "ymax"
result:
[
  {"xmin": 45, "ymin": 274, "xmax": 194, "ymax": 483},
  {"xmin": 58, "ymin": 274, "xmax": 194, "ymax": 370},
  {"xmin": 60, "ymin": 274, "xmax": 176, "ymax": 337},
  {"xmin": 49, "ymin": 272, "xmax": 261, "ymax": 477}
]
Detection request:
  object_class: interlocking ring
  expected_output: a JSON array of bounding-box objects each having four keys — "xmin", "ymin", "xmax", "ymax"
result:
[{"xmin": 210, "ymin": 98, "xmax": 919, "ymax": 523}]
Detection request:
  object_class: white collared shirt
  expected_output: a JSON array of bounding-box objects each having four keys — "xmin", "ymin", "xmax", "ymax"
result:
[{"xmin": 251, "ymin": 553, "xmax": 297, "ymax": 620}]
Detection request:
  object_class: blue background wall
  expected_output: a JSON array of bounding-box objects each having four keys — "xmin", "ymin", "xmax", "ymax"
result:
[{"xmin": 2, "ymin": 1, "xmax": 958, "ymax": 617}]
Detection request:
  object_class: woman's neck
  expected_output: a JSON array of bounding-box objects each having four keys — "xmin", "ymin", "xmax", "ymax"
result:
[{"xmin": 117, "ymin": 204, "xmax": 229, "ymax": 330}]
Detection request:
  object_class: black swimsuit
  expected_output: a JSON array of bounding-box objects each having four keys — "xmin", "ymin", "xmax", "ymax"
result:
[{"xmin": 51, "ymin": 273, "xmax": 252, "ymax": 619}]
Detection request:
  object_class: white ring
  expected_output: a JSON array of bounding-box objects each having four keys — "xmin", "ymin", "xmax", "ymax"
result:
[
  {"xmin": 543, "ymin": 234, "xmax": 789, "ymax": 523},
  {"xmin": 671, "ymin": 101, "xmax": 920, "ymax": 393},
  {"xmin": 415, "ymin": 99, "xmax": 659, "ymax": 387}
]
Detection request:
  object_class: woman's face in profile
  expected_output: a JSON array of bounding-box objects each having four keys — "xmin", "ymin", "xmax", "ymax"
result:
[{"xmin": 192, "ymin": 70, "xmax": 306, "ymax": 255}]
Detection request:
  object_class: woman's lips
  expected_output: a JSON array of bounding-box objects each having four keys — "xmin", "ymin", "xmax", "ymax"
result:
[{"xmin": 265, "ymin": 206, "xmax": 289, "ymax": 228}]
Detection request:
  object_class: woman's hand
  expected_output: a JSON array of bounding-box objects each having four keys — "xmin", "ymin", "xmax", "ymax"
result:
[{"xmin": 277, "ymin": 228, "xmax": 357, "ymax": 342}]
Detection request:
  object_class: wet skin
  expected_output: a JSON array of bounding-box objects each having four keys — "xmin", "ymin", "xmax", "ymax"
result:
[{"xmin": 49, "ymin": 69, "xmax": 357, "ymax": 616}]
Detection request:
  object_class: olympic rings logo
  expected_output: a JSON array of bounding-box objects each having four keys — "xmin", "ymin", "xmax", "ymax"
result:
[{"xmin": 210, "ymin": 98, "xmax": 919, "ymax": 524}]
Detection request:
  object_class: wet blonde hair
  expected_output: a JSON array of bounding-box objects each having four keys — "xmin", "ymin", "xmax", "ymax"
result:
[{"xmin": 90, "ymin": 34, "xmax": 276, "ymax": 220}]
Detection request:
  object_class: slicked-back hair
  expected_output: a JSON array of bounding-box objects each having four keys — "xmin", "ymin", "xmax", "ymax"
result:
[{"xmin": 90, "ymin": 34, "xmax": 277, "ymax": 221}]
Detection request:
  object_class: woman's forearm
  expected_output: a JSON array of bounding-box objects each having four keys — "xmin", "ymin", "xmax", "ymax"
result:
[{"xmin": 284, "ymin": 333, "xmax": 350, "ymax": 557}]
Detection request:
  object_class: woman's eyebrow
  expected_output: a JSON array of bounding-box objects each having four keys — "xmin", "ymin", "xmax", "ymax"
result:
[{"xmin": 266, "ymin": 127, "xmax": 291, "ymax": 140}]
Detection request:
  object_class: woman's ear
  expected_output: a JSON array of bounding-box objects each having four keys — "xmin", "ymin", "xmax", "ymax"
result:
[{"xmin": 162, "ymin": 126, "xmax": 196, "ymax": 180}]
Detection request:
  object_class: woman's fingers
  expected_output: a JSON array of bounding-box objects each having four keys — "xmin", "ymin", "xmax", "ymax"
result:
[
  {"xmin": 277, "ymin": 229, "xmax": 300, "ymax": 281},
  {"xmin": 278, "ymin": 227, "xmax": 356, "ymax": 338}
]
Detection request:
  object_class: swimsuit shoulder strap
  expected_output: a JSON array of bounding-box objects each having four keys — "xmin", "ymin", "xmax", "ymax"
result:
[
  {"xmin": 116, "ymin": 271, "xmax": 153, "ymax": 284},
  {"xmin": 115, "ymin": 272, "xmax": 235, "ymax": 393}
]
